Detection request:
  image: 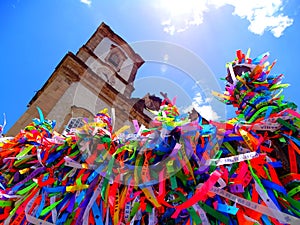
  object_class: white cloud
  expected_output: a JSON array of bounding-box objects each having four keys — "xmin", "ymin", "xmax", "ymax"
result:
[
  {"xmin": 159, "ymin": 0, "xmax": 293, "ymax": 37},
  {"xmin": 183, "ymin": 93, "xmax": 220, "ymax": 121},
  {"xmin": 193, "ymin": 104, "xmax": 220, "ymax": 121},
  {"xmin": 80, "ymin": 0, "xmax": 92, "ymax": 6}
]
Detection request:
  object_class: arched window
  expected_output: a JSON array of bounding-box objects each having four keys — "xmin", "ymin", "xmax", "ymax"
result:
[
  {"xmin": 62, "ymin": 106, "xmax": 94, "ymax": 135},
  {"xmin": 63, "ymin": 117, "xmax": 84, "ymax": 135}
]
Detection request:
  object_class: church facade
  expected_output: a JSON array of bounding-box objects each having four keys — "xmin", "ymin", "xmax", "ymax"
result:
[{"xmin": 7, "ymin": 22, "xmax": 159, "ymax": 136}]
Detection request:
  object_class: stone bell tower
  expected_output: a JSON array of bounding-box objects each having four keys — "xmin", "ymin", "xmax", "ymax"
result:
[{"xmin": 7, "ymin": 22, "xmax": 155, "ymax": 136}]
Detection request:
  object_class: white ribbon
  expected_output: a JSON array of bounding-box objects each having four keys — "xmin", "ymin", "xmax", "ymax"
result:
[{"xmin": 210, "ymin": 185, "xmax": 300, "ymax": 225}]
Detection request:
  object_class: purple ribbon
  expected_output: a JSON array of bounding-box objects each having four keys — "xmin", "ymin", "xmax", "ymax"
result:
[{"xmin": 10, "ymin": 167, "xmax": 45, "ymax": 193}]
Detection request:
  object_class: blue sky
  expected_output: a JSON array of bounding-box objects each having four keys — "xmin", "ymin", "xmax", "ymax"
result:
[{"xmin": 1, "ymin": 0, "xmax": 300, "ymax": 132}]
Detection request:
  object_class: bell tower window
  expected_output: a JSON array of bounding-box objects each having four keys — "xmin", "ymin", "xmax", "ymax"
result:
[
  {"xmin": 108, "ymin": 52, "xmax": 121, "ymax": 68},
  {"xmin": 105, "ymin": 44, "xmax": 127, "ymax": 72}
]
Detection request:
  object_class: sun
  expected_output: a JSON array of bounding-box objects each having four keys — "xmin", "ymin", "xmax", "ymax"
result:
[
  {"xmin": 161, "ymin": 0, "xmax": 193, "ymax": 15},
  {"xmin": 159, "ymin": 0, "xmax": 208, "ymax": 34}
]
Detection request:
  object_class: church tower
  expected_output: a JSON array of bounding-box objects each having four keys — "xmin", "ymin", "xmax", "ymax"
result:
[{"xmin": 7, "ymin": 23, "xmax": 155, "ymax": 135}]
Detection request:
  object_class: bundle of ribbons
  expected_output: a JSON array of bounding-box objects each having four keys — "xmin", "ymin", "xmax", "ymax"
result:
[{"xmin": 0, "ymin": 50, "xmax": 300, "ymax": 225}]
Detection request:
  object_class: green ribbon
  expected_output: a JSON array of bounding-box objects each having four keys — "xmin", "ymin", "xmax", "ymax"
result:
[
  {"xmin": 198, "ymin": 202, "xmax": 229, "ymax": 225},
  {"xmin": 0, "ymin": 200, "xmax": 12, "ymax": 207},
  {"xmin": 40, "ymin": 199, "xmax": 63, "ymax": 216}
]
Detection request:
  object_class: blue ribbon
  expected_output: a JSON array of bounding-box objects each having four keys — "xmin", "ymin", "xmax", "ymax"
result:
[{"xmin": 92, "ymin": 201, "xmax": 104, "ymax": 225}]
